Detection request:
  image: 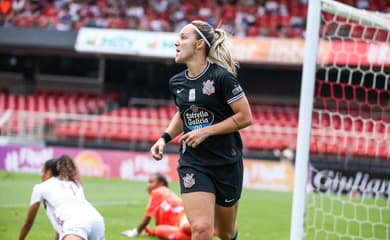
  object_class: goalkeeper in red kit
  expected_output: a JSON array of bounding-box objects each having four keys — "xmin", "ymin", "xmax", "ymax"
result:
[{"xmin": 121, "ymin": 173, "xmax": 191, "ymax": 240}]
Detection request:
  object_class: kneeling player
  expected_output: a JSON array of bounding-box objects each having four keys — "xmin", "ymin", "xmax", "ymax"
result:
[{"xmin": 121, "ymin": 173, "xmax": 190, "ymax": 240}]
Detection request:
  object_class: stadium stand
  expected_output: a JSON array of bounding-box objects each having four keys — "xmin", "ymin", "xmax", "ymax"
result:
[
  {"xmin": 0, "ymin": 0, "xmax": 388, "ymax": 161},
  {"xmin": 38, "ymin": 98, "xmax": 386, "ymax": 159},
  {"xmin": 4, "ymin": 0, "xmax": 389, "ymax": 38},
  {"xmin": 3, "ymin": 0, "xmax": 389, "ymax": 41},
  {"xmin": 1, "ymin": 0, "xmax": 389, "ymax": 42},
  {"xmin": 0, "ymin": 89, "xmax": 117, "ymax": 133}
]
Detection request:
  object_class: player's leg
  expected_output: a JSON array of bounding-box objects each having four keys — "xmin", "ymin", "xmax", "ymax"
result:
[
  {"xmin": 182, "ymin": 192, "xmax": 215, "ymax": 240},
  {"xmin": 88, "ymin": 220, "xmax": 105, "ymax": 240},
  {"xmin": 178, "ymin": 165, "xmax": 216, "ymax": 240},
  {"xmin": 180, "ymin": 223, "xmax": 192, "ymax": 236},
  {"xmin": 179, "ymin": 214, "xmax": 191, "ymax": 235},
  {"xmin": 214, "ymin": 202, "xmax": 239, "ymax": 240},
  {"xmin": 155, "ymin": 225, "xmax": 191, "ymax": 240},
  {"xmin": 213, "ymin": 160, "xmax": 243, "ymax": 240},
  {"xmin": 144, "ymin": 227, "xmax": 155, "ymax": 236}
]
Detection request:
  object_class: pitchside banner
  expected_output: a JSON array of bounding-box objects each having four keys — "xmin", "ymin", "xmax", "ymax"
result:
[
  {"xmin": 75, "ymin": 28, "xmax": 176, "ymax": 57},
  {"xmin": 309, "ymin": 167, "xmax": 390, "ymax": 197},
  {"xmin": 75, "ymin": 28, "xmax": 390, "ymax": 66},
  {"xmin": 0, "ymin": 145, "xmax": 294, "ymax": 191}
]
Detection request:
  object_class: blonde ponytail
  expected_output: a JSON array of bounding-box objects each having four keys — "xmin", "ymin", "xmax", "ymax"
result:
[
  {"xmin": 208, "ymin": 28, "xmax": 239, "ymax": 76},
  {"xmin": 191, "ymin": 20, "xmax": 239, "ymax": 76}
]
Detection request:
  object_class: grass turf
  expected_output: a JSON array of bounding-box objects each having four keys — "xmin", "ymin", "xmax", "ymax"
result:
[{"xmin": 0, "ymin": 171, "xmax": 292, "ymax": 240}]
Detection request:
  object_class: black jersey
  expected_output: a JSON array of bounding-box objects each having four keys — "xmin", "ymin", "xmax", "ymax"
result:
[{"xmin": 169, "ymin": 63, "xmax": 246, "ymax": 166}]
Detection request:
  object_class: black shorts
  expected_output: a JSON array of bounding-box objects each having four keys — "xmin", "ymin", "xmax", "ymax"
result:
[{"xmin": 177, "ymin": 160, "xmax": 243, "ymax": 207}]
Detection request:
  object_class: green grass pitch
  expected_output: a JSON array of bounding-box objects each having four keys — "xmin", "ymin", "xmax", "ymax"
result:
[{"xmin": 0, "ymin": 171, "xmax": 292, "ymax": 240}]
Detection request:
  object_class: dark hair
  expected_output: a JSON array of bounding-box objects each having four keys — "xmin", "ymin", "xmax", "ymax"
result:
[
  {"xmin": 154, "ymin": 172, "xmax": 168, "ymax": 187},
  {"xmin": 44, "ymin": 158, "xmax": 59, "ymax": 176},
  {"xmin": 56, "ymin": 155, "xmax": 80, "ymax": 184}
]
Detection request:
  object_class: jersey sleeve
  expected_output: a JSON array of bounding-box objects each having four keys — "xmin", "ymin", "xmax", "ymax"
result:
[
  {"xmin": 144, "ymin": 190, "xmax": 163, "ymax": 218},
  {"xmin": 30, "ymin": 184, "xmax": 43, "ymax": 205},
  {"xmin": 219, "ymin": 71, "xmax": 245, "ymax": 104}
]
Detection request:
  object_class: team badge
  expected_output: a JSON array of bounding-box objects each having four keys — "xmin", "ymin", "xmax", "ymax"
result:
[
  {"xmin": 182, "ymin": 173, "xmax": 195, "ymax": 188},
  {"xmin": 202, "ymin": 80, "xmax": 215, "ymax": 96}
]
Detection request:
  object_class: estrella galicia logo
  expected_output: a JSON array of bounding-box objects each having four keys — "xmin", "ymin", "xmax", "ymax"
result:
[{"xmin": 183, "ymin": 105, "xmax": 214, "ymax": 130}]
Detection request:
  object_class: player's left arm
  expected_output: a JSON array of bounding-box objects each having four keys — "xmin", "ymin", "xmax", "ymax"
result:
[
  {"xmin": 53, "ymin": 231, "xmax": 59, "ymax": 240},
  {"xmin": 132, "ymin": 192, "xmax": 159, "ymax": 235},
  {"xmin": 18, "ymin": 202, "xmax": 40, "ymax": 240},
  {"xmin": 123, "ymin": 216, "xmax": 152, "ymax": 237},
  {"xmin": 209, "ymin": 95, "xmax": 252, "ymax": 133},
  {"xmin": 136, "ymin": 216, "xmax": 152, "ymax": 234},
  {"xmin": 180, "ymin": 96, "xmax": 252, "ymax": 147}
]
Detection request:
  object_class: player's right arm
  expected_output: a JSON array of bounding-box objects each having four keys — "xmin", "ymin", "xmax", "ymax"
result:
[
  {"xmin": 151, "ymin": 110, "xmax": 183, "ymax": 160},
  {"xmin": 18, "ymin": 202, "xmax": 40, "ymax": 240}
]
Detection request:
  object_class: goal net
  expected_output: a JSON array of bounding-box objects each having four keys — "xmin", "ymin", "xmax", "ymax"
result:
[{"xmin": 298, "ymin": 0, "xmax": 390, "ymax": 239}]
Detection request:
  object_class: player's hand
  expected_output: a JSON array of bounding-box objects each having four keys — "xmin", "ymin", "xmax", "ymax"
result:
[
  {"xmin": 179, "ymin": 128, "xmax": 208, "ymax": 148},
  {"xmin": 121, "ymin": 228, "xmax": 139, "ymax": 238},
  {"xmin": 150, "ymin": 138, "xmax": 166, "ymax": 161}
]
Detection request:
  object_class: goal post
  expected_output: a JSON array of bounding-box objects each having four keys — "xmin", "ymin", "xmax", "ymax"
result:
[
  {"xmin": 290, "ymin": 0, "xmax": 390, "ymax": 240},
  {"xmin": 290, "ymin": 0, "xmax": 322, "ymax": 239}
]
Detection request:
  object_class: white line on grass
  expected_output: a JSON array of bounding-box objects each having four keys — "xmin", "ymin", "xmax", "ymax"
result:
[{"xmin": 0, "ymin": 200, "xmax": 140, "ymax": 208}]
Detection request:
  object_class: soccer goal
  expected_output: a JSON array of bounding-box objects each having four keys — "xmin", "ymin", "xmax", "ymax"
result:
[{"xmin": 290, "ymin": 0, "xmax": 390, "ymax": 239}]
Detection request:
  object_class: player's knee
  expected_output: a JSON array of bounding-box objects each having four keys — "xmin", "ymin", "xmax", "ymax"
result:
[{"xmin": 191, "ymin": 221, "xmax": 214, "ymax": 239}]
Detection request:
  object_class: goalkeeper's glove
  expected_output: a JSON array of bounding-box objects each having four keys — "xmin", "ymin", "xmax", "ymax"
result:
[{"xmin": 121, "ymin": 228, "xmax": 139, "ymax": 238}]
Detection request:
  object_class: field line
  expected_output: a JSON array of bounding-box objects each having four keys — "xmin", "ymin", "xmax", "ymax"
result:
[{"xmin": 0, "ymin": 200, "xmax": 140, "ymax": 208}]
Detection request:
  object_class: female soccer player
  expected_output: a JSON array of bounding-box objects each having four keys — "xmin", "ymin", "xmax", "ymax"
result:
[
  {"xmin": 18, "ymin": 155, "xmax": 105, "ymax": 240},
  {"xmin": 121, "ymin": 172, "xmax": 191, "ymax": 240},
  {"xmin": 150, "ymin": 20, "xmax": 252, "ymax": 240}
]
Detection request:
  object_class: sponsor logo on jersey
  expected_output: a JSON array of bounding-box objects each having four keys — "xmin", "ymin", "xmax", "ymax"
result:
[
  {"xmin": 182, "ymin": 173, "xmax": 195, "ymax": 188},
  {"xmin": 231, "ymin": 148, "xmax": 237, "ymax": 156},
  {"xmin": 232, "ymin": 84, "xmax": 243, "ymax": 95},
  {"xmin": 225, "ymin": 198, "xmax": 235, "ymax": 203},
  {"xmin": 189, "ymin": 88, "xmax": 196, "ymax": 102},
  {"xmin": 183, "ymin": 105, "xmax": 214, "ymax": 130},
  {"xmin": 202, "ymin": 80, "xmax": 215, "ymax": 95}
]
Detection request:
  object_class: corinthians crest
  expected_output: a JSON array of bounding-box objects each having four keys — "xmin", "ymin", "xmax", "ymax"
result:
[
  {"xmin": 182, "ymin": 173, "xmax": 195, "ymax": 188},
  {"xmin": 202, "ymin": 80, "xmax": 215, "ymax": 95}
]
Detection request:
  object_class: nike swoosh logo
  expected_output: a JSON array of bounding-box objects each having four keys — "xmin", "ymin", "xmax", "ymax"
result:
[
  {"xmin": 225, "ymin": 198, "xmax": 235, "ymax": 203},
  {"xmin": 177, "ymin": 89, "xmax": 184, "ymax": 94}
]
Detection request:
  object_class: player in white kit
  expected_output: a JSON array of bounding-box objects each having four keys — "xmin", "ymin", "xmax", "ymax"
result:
[{"xmin": 19, "ymin": 155, "xmax": 105, "ymax": 240}]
